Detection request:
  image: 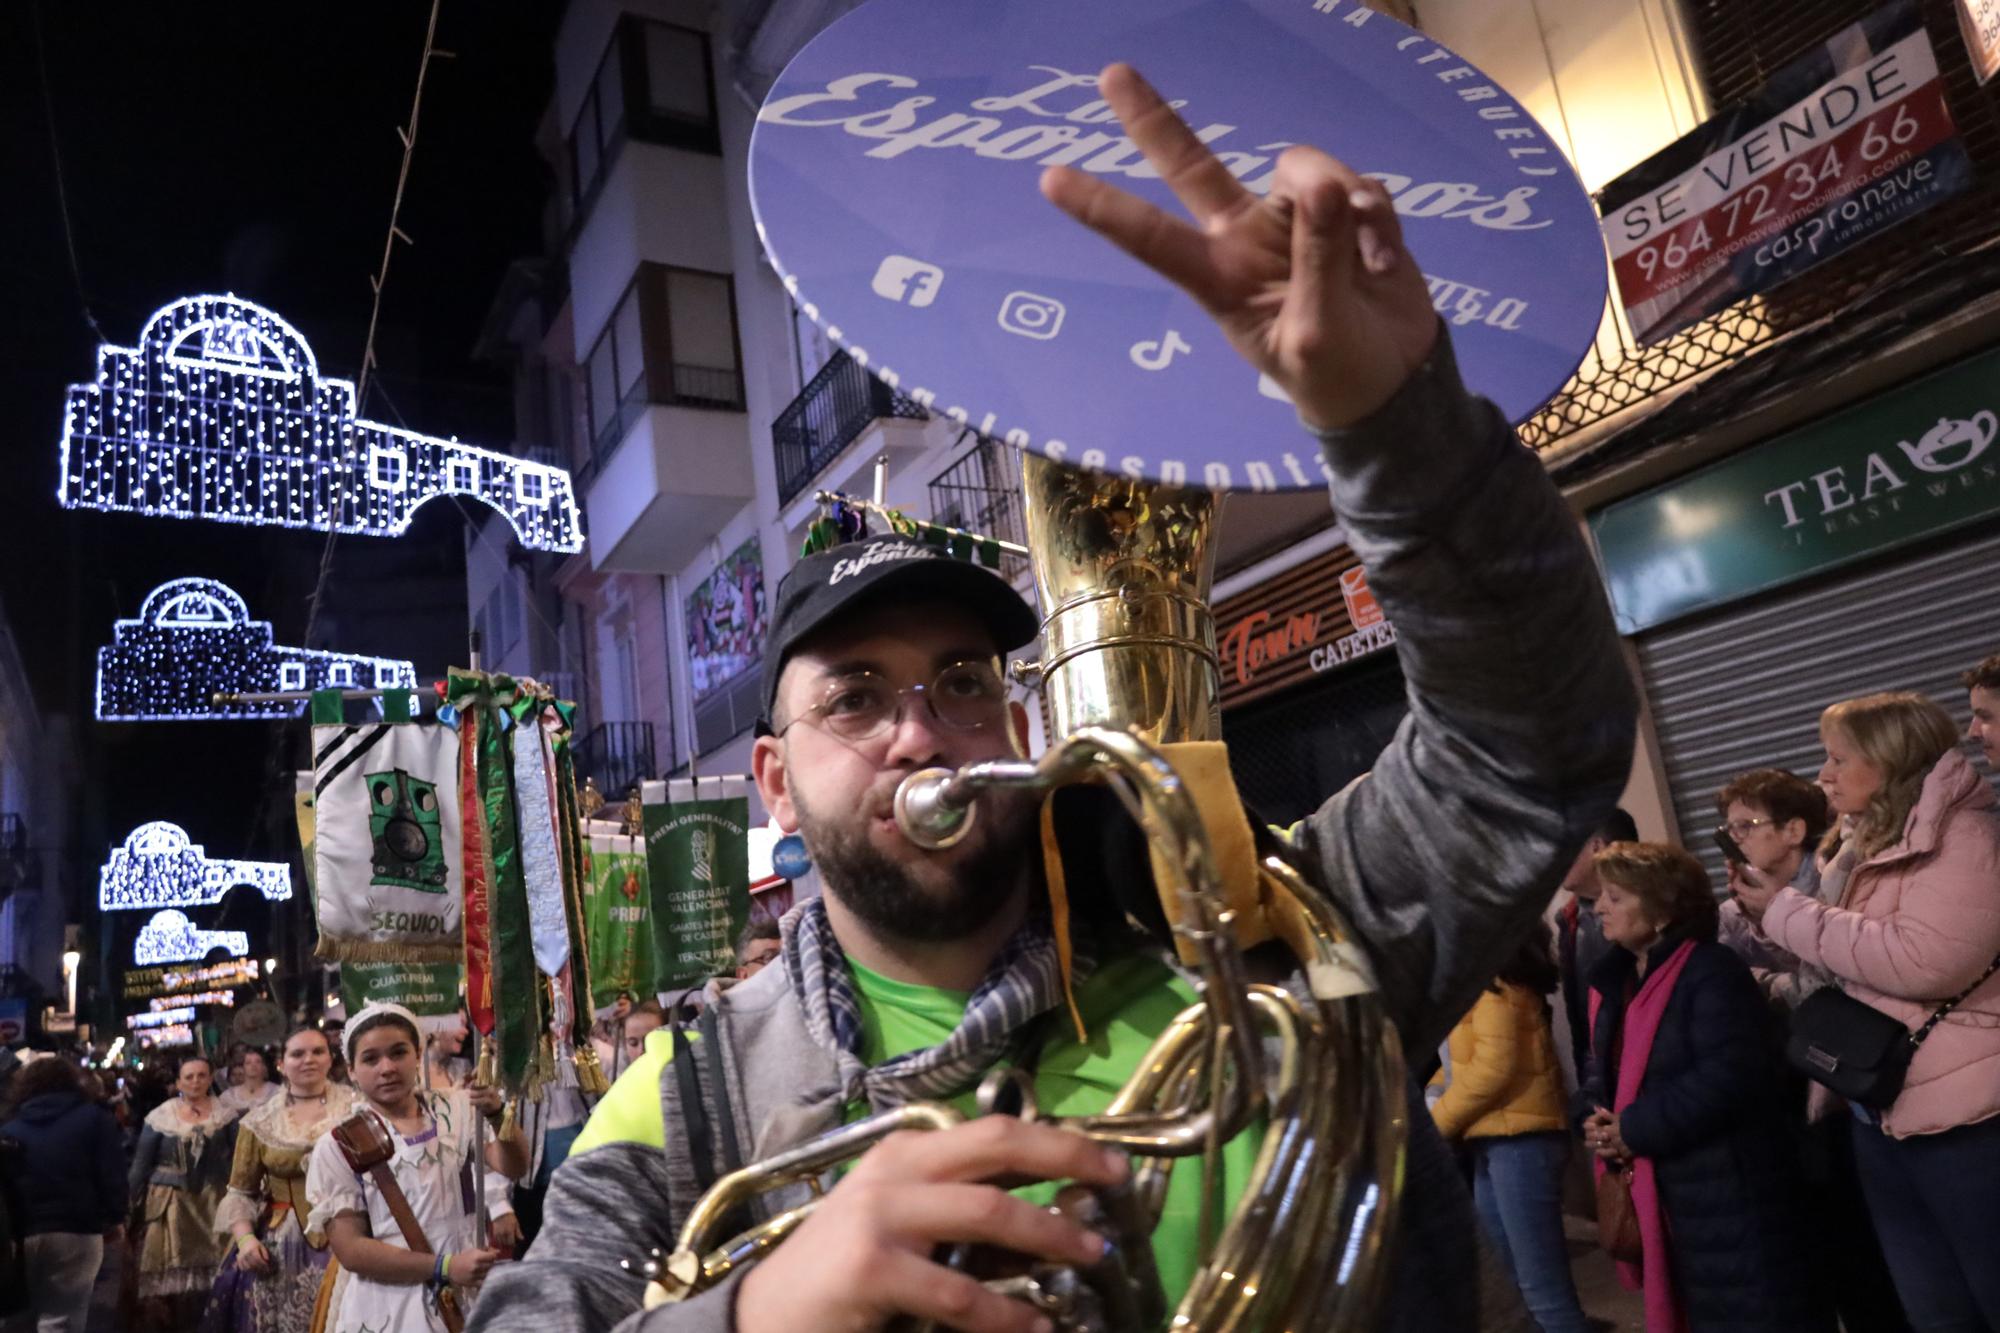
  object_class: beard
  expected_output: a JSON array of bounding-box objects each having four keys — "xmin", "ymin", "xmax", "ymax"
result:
[{"xmin": 794, "ymin": 781, "xmax": 1038, "ymax": 945}]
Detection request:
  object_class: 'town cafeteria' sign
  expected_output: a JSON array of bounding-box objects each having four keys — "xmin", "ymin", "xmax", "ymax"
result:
[{"xmin": 1214, "ymin": 547, "xmax": 1396, "ymax": 710}]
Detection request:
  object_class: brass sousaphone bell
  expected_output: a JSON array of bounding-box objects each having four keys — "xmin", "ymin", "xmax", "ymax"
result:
[{"xmin": 646, "ymin": 452, "xmax": 1408, "ymax": 1331}]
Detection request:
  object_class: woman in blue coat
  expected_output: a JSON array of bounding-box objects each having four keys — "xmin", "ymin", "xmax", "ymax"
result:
[{"xmin": 1580, "ymin": 842, "xmax": 1828, "ymax": 1333}]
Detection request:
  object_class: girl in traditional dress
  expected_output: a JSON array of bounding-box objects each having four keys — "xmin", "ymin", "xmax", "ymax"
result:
[
  {"xmin": 305, "ymin": 1004, "xmax": 525, "ymax": 1333},
  {"xmin": 130, "ymin": 1051, "xmax": 239, "ymax": 1330},
  {"xmin": 203, "ymin": 1027, "xmax": 359, "ymax": 1333},
  {"xmin": 219, "ymin": 1044, "xmax": 282, "ymax": 1116}
]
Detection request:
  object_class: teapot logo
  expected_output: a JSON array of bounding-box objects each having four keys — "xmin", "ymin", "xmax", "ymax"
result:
[{"xmin": 1897, "ymin": 413, "xmax": 1996, "ymax": 474}]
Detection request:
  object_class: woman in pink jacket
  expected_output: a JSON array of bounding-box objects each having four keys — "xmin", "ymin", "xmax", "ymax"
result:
[{"xmin": 1738, "ymin": 691, "xmax": 2000, "ymax": 1332}]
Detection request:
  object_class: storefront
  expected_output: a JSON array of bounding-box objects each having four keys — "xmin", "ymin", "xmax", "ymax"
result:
[
  {"xmin": 1590, "ymin": 343, "xmax": 2000, "ymax": 875},
  {"xmin": 1213, "ymin": 542, "xmax": 1410, "ymax": 827}
]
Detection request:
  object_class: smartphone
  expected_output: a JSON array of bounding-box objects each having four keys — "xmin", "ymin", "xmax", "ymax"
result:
[{"xmin": 1711, "ymin": 829, "xmax": 1748, "ymax": 866}]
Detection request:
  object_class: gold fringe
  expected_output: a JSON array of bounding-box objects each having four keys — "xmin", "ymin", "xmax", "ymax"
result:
[
  {"xmin": 313, "ymin": 937, "xmax": 461, "ymax": 966},
  {"xmin": 499, "ymin": 1100, "xmax": 517, "ymax": 1139},
  {"xmin": 474, "ymin": 1047, "xmax": 496, "ymax": 1090},
  {"xmin": 575, "ymin": 1043, "xmax": 609, "ymax": 1096}
]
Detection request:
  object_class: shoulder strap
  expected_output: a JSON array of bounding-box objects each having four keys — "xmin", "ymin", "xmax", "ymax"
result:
[
  {"xmin": 669, "ymin": 1020, "xmax": 718, "ymax": 1192},
  {"xmin": 698, "ymin": 1004, "xmax": 746, "ymax": 1178},
  {"xmin": 1911, "ymin": 952, "xmax": 2000, "ymax": 1049}
]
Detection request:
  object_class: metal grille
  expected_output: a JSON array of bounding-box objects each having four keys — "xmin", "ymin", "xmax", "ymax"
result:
[
  {"xmin": 576, "ymin": 721, "xmax": 658, "ymax": 802},
  {"xmin": 927, "ymin": 436, "xmax": 1030, "ymax": 577},
  {"xmin": 1636, "ymin": 519, "xmax": 2000, "ymax": 886},
  {"xmin": 1522, "ymin": 0, "xmax": 2000, "ymax": 455},
  {"xmin": 1222, "ymin": 652, "xmax": 1411, "ymax": 829}
]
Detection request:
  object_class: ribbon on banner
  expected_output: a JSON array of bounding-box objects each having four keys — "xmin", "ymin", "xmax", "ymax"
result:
[{"xmin": 452, "ymin": 677, "xmax": 496, "ymax": 1059}]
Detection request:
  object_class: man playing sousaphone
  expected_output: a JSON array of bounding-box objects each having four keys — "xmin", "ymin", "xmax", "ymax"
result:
[{"xmin": 473, "ymin": 64, "xmax": 1636, "ymax": 1332}]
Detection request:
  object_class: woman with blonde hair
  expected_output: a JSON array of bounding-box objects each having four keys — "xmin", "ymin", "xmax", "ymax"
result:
[{"xmin": 1737, "ymin": 690, "xmax": 2000, "ymax": 1331}]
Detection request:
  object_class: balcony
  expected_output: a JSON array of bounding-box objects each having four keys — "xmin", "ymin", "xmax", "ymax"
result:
[
  {"xmin": 0, "ymin": 816, "xmax": 31, "ymax": 904},
  {"xmin": 575, "ymin": 721, "xmax": 657, "ymax": 802},
  {"xmin": 928, "ymin": 437, "xmax": 1029, "ymax": 579},
  {"xmin": 773, "ymin": 351, "xmax": 929, "ymax": 506}
]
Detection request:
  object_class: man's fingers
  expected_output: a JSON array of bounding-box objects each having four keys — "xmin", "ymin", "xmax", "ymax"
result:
[
  {"xmin": 1039, "ymin": 166, "xmax": 1229, "ymax": 309},
  {"xmin": 871, "ymin": 1249, "xmax": 1053, "ymax": 1333},
  {"xmin": 877, "ymin": 1184, "xmax": 1108, "ymax": 1267},
  {"xmin": 865, "ymin": 1117, "xmax": 1131, "ymax": 1191},
  {"xmin": 1347, "ymin": 176, "xmax": 1407, "ymax": 274},
  {"xmin": 1282, "ymin": 166, "xmax": 1357, "ymax": 354},
  {"xmin": 1097, "ymin": 63, "xmax": 1250, "ymax": 226}
]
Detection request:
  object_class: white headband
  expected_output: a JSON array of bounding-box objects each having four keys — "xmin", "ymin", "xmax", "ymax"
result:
[{"xmin": 343, "ymin": 1001, "xmax": 423, "ymax": 1063}]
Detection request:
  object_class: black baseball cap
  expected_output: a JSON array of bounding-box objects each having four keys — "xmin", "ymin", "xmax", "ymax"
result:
[{"xmin": 757, "ymin": 534, "xmax": 1039, "ymax": 733}]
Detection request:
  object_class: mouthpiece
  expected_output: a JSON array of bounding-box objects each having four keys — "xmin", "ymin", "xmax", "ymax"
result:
[{"xmin": 893, "ymin": 766, "xmax": 976, "ymax": 849}]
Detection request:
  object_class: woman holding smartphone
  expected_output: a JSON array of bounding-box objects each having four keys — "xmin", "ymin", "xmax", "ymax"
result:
[{"xmin": 1737, "ymin": 692, "xmax": 2000, "ymax": 1331}]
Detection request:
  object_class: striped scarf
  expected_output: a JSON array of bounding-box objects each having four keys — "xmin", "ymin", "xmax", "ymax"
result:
[{"xmin": 780, "ymin": 895, "xmax": 1092, "ymax": 1113}]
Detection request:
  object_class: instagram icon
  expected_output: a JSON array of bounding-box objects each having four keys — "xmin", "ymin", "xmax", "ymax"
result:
[{"xmin": 996, "ymin": 291, "xmax": 1067, "ymax": 340}]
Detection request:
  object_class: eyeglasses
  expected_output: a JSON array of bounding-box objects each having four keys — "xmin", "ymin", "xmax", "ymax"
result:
[
  {"xmin": 1715, "ymin": 817, "xmax": 1775, "ymax": 839},
  {"xmin": 776, "ymin": 661, "xmax": 1007, "ymax": 744}
]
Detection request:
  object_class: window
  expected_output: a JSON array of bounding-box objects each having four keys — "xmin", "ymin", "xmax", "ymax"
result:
[
  {"xmin": 369, "ymin": 447, "xmax": 406, "ymax": 490},
  {"xmin": 279, "ymin": 661, "xmax": 306, "ymax": 691},
  {"xmin": 329, "ymin": 661, "xmax": 355, "ymax": 687},
  {"xmin": 566, "ymin": 17, "xmax": 720, "ymax": 222},
  {"xmin": 517, "ymin": 469, "xmax": 546, "ymax": 504},
  {"xmin": 584, "ymin": 263, "xmax": 744, "ymax": 461}
]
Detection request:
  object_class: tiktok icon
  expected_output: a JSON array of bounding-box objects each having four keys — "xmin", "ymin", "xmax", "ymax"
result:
[{"xmin": 1129, "ymin": 330, "xmax": 1192, "ymax": 372}]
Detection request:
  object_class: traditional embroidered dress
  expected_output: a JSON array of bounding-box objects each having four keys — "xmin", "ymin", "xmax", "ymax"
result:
[
  {"xmin": 130, "ymin": 1096, "xmax": 240, "ymax": 1302},
  {"xmin": 202, "ymin": 1085, "xmax": 361, "ymax": 1333},
  {"xmin": 303, "ymin": 1089, "xmax": 514, "ymax": 1333},
  {"xmin": 219, "ymin": 1081, "xmax": 283, "ymax": 1117}
]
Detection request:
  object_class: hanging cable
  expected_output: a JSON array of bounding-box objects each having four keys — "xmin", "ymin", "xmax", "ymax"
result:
[{"xmin": 28, "ymin": 0, "xmax": 105, "ymax": 343}]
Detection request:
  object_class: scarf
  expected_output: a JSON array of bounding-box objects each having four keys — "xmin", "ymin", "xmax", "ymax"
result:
[
  {"xmin": 1591, "ymin": 939, "xmax": 1697, "ymax": 1333},
  {"xmin": 780, "ymin": 895, "xmax": 1094, "ymax": 1114}
]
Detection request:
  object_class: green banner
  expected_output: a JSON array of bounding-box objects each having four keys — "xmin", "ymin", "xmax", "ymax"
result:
[
  {"xmin": 339, "ymin": 960, "xmax": 462, "ymax": 1019},
  {"xmin": 1591, "ymin": 346, "xmax": 2000, "ymax": 634},
  {"xmin": 644, "ymin": 796, "xmax": 751, "ymax": 992},
  {"xmin": 585, "ymin": 834, "xmax": 655, "ymax": 1009}
]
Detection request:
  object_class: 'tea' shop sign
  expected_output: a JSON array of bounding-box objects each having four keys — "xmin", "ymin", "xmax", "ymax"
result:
[
  {"xmin": 1591, "ymin": 344, "xmax": 2000, "ymax": 635},
  {"xmin": 749, "ymin": 0, "xmax": 1609, "ymax": 494}
]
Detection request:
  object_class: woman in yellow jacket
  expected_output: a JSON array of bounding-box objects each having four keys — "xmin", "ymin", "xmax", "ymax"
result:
[{"xmin": 1432, "ymin": 924, "xmax": 1591, "ymax": 1333}]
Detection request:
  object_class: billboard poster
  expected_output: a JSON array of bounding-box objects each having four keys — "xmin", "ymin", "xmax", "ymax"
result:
[{"xmin": 684, "ymin": 538, "xmax": 768, "ymax": 700}]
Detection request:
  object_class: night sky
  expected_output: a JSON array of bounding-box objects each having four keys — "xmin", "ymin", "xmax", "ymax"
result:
[{"xmin": 1, "ymin": 3, "xmax": 559, "ymax": 974}]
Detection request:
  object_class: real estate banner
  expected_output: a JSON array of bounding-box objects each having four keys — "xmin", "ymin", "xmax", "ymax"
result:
[
  {"xmin": 643, "ymin": 787, "xmax": 751, "ymax": 993},
  {"xmin": 1600, "ymin": 0, "xmax": 1970, "ymax": 344}
]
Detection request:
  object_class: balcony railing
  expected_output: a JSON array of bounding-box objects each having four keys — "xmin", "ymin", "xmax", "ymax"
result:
[
  {"xmin": 928, "ymin": 436, "xmax": 1029, "ymax": 577},
  {"xmin": 773, "ymin": 350, "xmax": 928, "ymax": 505},
  {"xmin": 575, "ymin": 722, "xmax": 657, "ymax": 802}
]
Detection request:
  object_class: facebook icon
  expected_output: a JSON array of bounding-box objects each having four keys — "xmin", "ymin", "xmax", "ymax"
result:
[{"xmin": 870, "ymin": 255, "xmax": 945, "ymax": 307}]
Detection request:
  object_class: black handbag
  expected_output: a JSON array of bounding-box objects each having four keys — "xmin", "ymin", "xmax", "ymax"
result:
[{"xmin": 1787, "ymin": 954, "xmax": 2000, "ymax": 1109}]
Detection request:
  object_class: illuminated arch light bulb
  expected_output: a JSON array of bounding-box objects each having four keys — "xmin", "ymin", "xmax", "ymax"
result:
[
  {"xmin": 97, "ymin": 576, "xmax": 417, "ymax": 721},
  {"xmin": 133, "ymin": 909, "xmax": 250, "ymax": 966},
  {"xmin": 100, "ymin": 820, "xmax": 292, "ymax": 912},
  {"xmin": 56, "ymin": 294, "xmax": 584, "ymax": 553}
]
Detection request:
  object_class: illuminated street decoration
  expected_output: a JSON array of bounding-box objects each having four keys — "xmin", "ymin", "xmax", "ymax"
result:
[
  {"xmin": 128, "ymin": 1006, "xmax": 197, "ymax": 1029},
  {"xmin": 98, "ymin": 577, "xmax": 417, "ymax": 720},
  {"xmin": 121, "ymin": 958, "xmax": 260, "ymax": 1000},
  {"xmin": 100, "ymin": 821, "xmax": 292, "ymax": 912},
  {"xmin": 57, "ymin": 294, "xmax": 583, "ymax": 553},
  {"xmin": 134, "ymin": 909, "xmax": 249, "ymax": 965},
  {"xmin": 152, "ymin": 991, "xmax": 234, "ymax": 1010}
]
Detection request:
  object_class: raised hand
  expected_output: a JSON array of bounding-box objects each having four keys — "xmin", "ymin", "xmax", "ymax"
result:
[{"xmin": 1041, "ymin": 64, "xmax": 1438, "ymax": 432}]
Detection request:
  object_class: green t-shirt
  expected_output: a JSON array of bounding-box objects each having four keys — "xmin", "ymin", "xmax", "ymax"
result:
[{"xmin": 570, "ymin": 952, "xmax": 1259, "ymax": 1314}]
